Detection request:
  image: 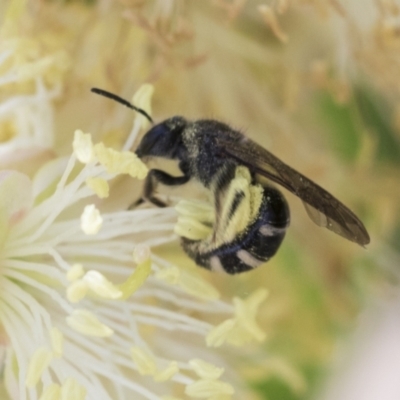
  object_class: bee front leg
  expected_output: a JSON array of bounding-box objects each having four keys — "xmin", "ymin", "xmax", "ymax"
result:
[{"xmin": 131, "ymin": 169, "xmax": 190, "ymax": 208}]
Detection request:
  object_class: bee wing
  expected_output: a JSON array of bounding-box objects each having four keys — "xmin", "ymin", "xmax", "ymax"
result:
[{"xmin": 216, "ymin": 137, "xmax": 370, "ymax": 246}]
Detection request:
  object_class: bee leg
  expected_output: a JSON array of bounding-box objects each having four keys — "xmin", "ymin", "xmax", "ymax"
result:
[
  {"xmin": 129, "ymin": 197, "xmax": 146, "ymax": 208},
  {"xmin": 131, "ymin": 169, "xmax": 190, "ymax": 208}
]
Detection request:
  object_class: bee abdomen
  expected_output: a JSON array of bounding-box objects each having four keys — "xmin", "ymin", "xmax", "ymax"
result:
[{"xmin": 181, "ymin": 185, "xmax": 290, "ymax": 274}]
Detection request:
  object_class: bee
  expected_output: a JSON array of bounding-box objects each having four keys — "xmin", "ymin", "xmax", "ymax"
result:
[{"xmin": 91, "ymin": 88, "xmax": 370, "ymax": 274}]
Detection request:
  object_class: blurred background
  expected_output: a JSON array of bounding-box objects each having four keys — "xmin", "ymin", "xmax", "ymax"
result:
[{"xmin": 1, "ymin": 1, "xmax": 399, "ymax": 399}]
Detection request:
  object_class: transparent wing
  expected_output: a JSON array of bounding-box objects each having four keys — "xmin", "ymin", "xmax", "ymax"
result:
[{"xmin": 215, "ymin": 137, "xmax": 370, "ymax": 246}]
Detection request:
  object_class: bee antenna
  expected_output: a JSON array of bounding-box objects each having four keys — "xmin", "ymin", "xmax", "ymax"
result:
[{"xmin": 91, "ymin": 88, "xmax": 154, "ymax": 124}]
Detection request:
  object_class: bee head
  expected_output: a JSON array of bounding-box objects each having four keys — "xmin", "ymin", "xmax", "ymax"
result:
[{"xmin": 136, "ymin": 116, "xmax": 187, "ymax": 159}]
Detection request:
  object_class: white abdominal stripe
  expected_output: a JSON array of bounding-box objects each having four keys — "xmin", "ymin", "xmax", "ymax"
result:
[
  {"xmin": 259, "ymin": 224, "xmax": 288, "ymax": 237},
  {"xmin": 179, "ymin": 166, "xmax": 290, "ymax": 274},
  {"xmin": 236, "ymin": 249, "xmax": 264, "ymax": 269}
]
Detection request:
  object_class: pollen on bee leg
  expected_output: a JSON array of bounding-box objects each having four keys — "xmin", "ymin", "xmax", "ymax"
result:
[
  {"xmin": 80, "ymin": 204, "xmax": 103, "ymax": 235},
  {"xmin": 234, "ymin": 166, "xmax": 252, "ymax": 181},
  {"xmin": 217, "ymin": 167, "xmax": 254, "ymax": 242},
  {"xmin": 25, "ymin": 347, "xmax": 53, "ymax": 388}
]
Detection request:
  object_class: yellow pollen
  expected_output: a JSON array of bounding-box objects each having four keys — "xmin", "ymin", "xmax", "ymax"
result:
[
  {"xmin": 66, "ymin": 263, "xmax": 85, "ymax": 282},
  {"xmin": 39, "ymin": 383, "xmax": 61, "ymax": 400},
  {"xmin": 60, "ymin": 378, "xmax": 87, "ymax": 400},
  {"xmin": 233, "ymin": 288, "xmax": 268, "ymax": 343},
  {"xmin": 130, "ymin": 346, "xmax": 157, "ymax": 376},
  {"xmin": 154, "ymin": 361, "xmax": 179, "ymax": 382},
  {"xmin": 206, "ymin": 319, "xmax": 236, "ymax": 348},
  {"xmin": 178, "ymin": 270, "xmax": 220, "ymax": 301},
  {"xmin": 154, "ymin": 266, "xmax": 181, "ymax": 285},
  {"xmin": 155, "ymin": 267, "xmax": 220, "ymax": 300},
  {"xmin": 66, "ymin": 280, "xmax": 89, "ymax": 303},
  {"xmin": 66, "ymin": 309, "xmax": 114, "ymax": 338},
  {"xmin": 185, "ymin": 379, "xmax": 235, "ymax": 398},
  {"xmin": 73, "ymin": 130, "xmax": 95, "ymax": 164},
  {"xmin": 174, "ymin": 215, "xmax": 213, "ymax": 240},
  {"xmin": 206, "ymin": 288, "xmax": 268, "ymax": 347},
  {"xmin": 85, "ymin": 177, "xmax": 109, "ymax": 198},
  {"xmin": 94, "ymin": 142, "xmax": 148, "ymax": 179},
  {"xmin": 83, "ymin": 270, "xmax": 122, "ymax": 299},
  {"xmin": 189, "ymin": 359, "xmax": 224, "ymax": 380},
  {"xmin": 175, "ymin": 199, "xmax": 214, "ymax": 223},
  {"xmin": 133, "ymin": 245, "xmax": 151, "ymax": 264},
  {"xmin": 80, "ymin": 204, "xmax": 103, "ymax": 235},
  {"xmin": 50, "ymin": 327, "xmax": 64, "ymax": 358},
  {"xmin": 118, "ymin": 256, "xmax": 152, "ymax": 300},
  {"xmin": 25, "ymin": 347, "xmax": 53, "ymax": 388}
]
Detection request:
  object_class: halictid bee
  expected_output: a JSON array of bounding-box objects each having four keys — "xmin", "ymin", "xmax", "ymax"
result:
[{"xmin": 91, "ymin": 88, "xmax": 370, "ymax": 275}]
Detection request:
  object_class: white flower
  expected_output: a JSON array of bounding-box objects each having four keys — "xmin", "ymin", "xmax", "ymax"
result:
[
  {"xmin": 0, "ymin": 29, "xmax": 268, "ymax": 395},
  {"xmin": 0, "ymin": 91, "xmax": 267, "ymax": 400},
  {"xmin": 0, "ymin": 44, "xmax": 65, "ymax": 155}
]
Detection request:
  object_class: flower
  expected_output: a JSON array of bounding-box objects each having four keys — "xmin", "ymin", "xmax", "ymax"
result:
[
  {"xmin": 2, "ymin": 1, "xmax": 397, "ymax": 399},
  {"xmin": 0, "ymin": 84, "xmax": 267, "ymax": 399}
]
